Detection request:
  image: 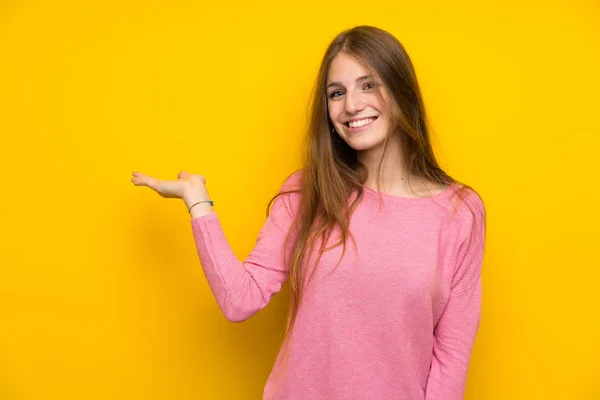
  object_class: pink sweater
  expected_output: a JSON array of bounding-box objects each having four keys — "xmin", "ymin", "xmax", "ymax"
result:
[{"xmin": 190, "ymin": 170, "xmax": 486, "ymax": 400}]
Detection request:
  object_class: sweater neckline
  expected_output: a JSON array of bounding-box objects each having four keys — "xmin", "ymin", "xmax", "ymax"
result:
[{"xmin": 361, "ymin": 182, "xmax": 459, "ymax": 202}]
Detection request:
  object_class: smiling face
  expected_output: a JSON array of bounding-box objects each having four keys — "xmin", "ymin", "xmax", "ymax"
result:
[{"xmin": 326, "ymin": 52, "xmax": 394, "ymax": 153}]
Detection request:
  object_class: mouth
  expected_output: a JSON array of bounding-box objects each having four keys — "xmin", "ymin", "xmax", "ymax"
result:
[{"xmin": 344, "ymin": 116, "xmax": 378, "ymax": 132}]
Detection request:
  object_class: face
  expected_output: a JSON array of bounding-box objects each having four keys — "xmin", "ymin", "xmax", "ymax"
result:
[{"xmin": 326, "ymin": 52, "xmax": 393, "ymax": 153}]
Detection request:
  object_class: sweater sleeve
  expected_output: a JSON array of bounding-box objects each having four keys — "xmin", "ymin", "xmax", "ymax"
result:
[
  {"xmin": 189, "ymin": 171, "xmax": 302, "ymax": 323},
  {"xmin": 425, "ymin": 191, "xmax": 487, "ymax": 400}
]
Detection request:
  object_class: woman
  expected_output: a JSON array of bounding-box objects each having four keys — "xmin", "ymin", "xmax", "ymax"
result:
[{"xmin": 132, "ymin": 25, "xmax": 486, "ymax": 400}]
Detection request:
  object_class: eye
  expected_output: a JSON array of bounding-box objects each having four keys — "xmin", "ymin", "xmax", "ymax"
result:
[
  {"xmin": 328, "ymin": 90, "xmax": 344, "ymax": 100},
  {"xmin": 363, "ymin": 82, "xmax": 375, "ymax": 90}
]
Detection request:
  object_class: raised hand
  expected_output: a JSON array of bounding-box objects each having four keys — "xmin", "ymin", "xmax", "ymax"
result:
[{"xmin": 131, "ymin": 171, "xmax": 210, "ymax": 208}]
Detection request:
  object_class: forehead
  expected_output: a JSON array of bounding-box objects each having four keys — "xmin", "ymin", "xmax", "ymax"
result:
[{"xmin": 327, "ymin": 53, "xmax": 374, "ymax": 84}]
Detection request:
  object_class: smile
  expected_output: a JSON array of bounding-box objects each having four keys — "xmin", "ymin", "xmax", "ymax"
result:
[{"xmin": 344, "ymin": 117, "xmax": 377, "ymax": 132}]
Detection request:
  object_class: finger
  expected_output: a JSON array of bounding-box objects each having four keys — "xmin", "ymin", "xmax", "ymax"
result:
[
  {"xmin": 144, "ymin": 177, "xmax": 163, "ymax": 191},
  {"xmin": 131, "ymin": 171, "xmax": 148, "ymax": 179},
  {"xmin": 131, "ymin": 173, "xmax": 160, "ymax": 189},
  {"xmin": 131, "ymin": 171, "xmax": 145, "ymax": 185},
  {"xmin": 131, "ymin": 177, "xmax": 150, "ymax": 187},
  {"xmin": 178, "ymin": 171, "xmax": 189, "ymax": 179}
]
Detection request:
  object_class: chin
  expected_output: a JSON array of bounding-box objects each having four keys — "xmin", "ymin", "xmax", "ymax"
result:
[
  {"xmin": 345, "ymin": 135, "xmax": 387, "ymax": 152},
  {"xmin": 347, "ymin": 142, "xmax": 375, "ymax": 152}
]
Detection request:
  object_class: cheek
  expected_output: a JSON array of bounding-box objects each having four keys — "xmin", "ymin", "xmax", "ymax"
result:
[{"xmin": 327, "ymin": 101, "xmax": 342, "ymax": 121}]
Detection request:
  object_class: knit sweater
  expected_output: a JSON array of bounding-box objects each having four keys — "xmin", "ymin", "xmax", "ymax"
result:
[{"xmin": 190, "ymin": 170, "xmax": 486, "ymax": 400}]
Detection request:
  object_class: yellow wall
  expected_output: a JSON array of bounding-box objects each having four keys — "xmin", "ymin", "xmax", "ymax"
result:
[{"xmin": 1, "ymin": 1, "xmax": 598, "ymax": 399}]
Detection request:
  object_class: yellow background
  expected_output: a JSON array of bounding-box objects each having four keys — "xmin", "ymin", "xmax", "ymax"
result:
[{"xmin": 1, "ymin": 1, "xmax": 599, "ymax": 399}]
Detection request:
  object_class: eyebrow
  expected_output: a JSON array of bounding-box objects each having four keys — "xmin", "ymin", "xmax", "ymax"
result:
[{"xmin": 326, "ymin": 75, "xmax": 371, "ymax": 90}]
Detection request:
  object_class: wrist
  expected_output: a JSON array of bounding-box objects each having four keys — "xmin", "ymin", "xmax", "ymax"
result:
[
  {"xmin": 183, "ymin": 185, "xmax": 211, "ymax": 209},
  {"xmin": 188, "ymin": 200, "xmax": 214, "ymax": 218}
]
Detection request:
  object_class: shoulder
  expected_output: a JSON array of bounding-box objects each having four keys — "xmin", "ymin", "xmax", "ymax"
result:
[
  {"xmin": 444, "ymin": 185, "xmax": 487, "ymax": 290},
  {"xmin": 270, "ymin": 169, "xmax": 303, "ymax": 212},
  {"xmin": 449, "ymin": 184, "xmax": 485, "ymax": 218},
  {"xmin": 445, "ymin": 184, "xmax": 486, "ymax": 240},
  {"xmin": 459, "ymin": 186, "xmax": 485, "ymax": 218},
  {"xmin": 281, "ymin": 169, "xmax": 304, "ymax": 191}
]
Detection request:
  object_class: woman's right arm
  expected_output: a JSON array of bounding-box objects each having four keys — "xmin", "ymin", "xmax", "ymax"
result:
[
  {"xmin": 188, "ymin": 173, "xmax": 300, "ymax": 322},
  {"xmin": 131, "ymin": 169, "xmax": 302, "ymax": 323}
]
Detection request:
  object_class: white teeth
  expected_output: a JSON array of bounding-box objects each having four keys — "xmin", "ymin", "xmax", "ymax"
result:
[{"xmin": 348, "ymin": 118, "xmax": 375, "ymax": 128}]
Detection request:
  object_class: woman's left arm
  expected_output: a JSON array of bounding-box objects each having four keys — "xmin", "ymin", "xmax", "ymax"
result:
[{"xmin": 425, "ymin": 194, "xmax": 487, "ymax": 400}]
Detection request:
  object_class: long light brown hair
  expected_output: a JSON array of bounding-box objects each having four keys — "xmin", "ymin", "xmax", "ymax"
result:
[{"xmin": 266, "ymin": 25, "xmax": 479, "ymax": 392}]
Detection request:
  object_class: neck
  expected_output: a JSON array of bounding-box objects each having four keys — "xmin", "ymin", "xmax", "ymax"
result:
[{"xmin": 357, "ymin": 136, "xmax": 416, "ymax": 193}]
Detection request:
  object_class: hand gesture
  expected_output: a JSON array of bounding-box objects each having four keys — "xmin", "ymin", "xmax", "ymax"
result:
[{"xmin": 131, "ymin": 171, "xmax": 208, "ymax": 203}]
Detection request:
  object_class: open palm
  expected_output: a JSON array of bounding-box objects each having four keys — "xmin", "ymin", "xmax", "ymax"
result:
[{"xmin": 131, "ymin": 171, "xmax": 206, "ymax": 200}]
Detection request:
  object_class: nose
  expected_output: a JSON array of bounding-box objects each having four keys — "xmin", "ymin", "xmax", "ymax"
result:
[{"xmin": 344, "ymin": 91, "xmax": 366, "ymax": 115}]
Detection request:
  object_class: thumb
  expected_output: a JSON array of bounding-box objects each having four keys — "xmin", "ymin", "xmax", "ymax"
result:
[{"xmin": 177, "ymin": 171, "xmax": 189, "ymax": 179}]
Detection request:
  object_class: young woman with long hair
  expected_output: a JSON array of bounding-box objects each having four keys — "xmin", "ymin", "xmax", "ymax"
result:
[{"xmin": 131, "ymin": 25, "xmax": 486, "ymax": 400}]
